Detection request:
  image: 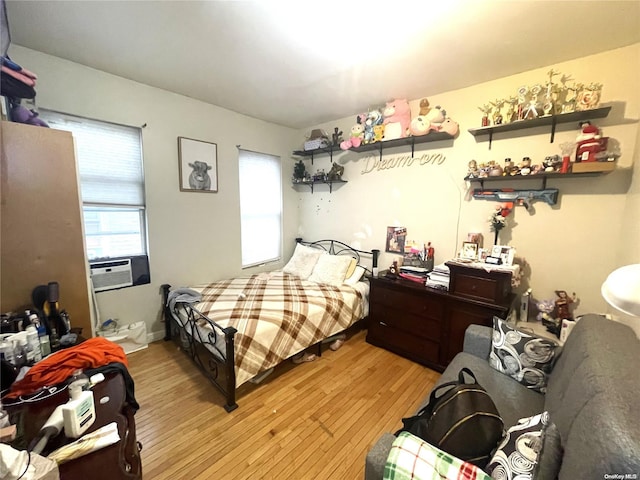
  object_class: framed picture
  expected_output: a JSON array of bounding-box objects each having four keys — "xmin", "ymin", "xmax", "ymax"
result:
[
  {"xmin": 386, "ymin": 226, "xmax": 407, "ymax": 254},
  {"xmin": 491, "ymin": 245, "xmax": 515, "ymax": 266},
  {"xmin": 461, "ymin": 242, "xmax": 478, "ymax": 260},
  {"xmin": 178, "ymin": 136, "xmax": 218, "ymax": 193}
]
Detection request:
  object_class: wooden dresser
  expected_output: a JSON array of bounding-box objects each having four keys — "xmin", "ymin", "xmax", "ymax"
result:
[{"xmin": 366, "ymin": 273, "xmax": 514, "ymax": 372}]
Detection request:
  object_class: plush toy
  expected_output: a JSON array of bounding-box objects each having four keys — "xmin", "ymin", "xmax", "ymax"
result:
[
  {"xmin": 419, "ymin": 98, "xmax": 431, "ymax": 116},
  {"xmin": 373, "ymin": 124, "xmax": 385, "ymax": 142},
  {"xmin": 425, "ymin": 106, "xmax": 446, "ymax": 124},
  {"xmin": 11, "ymin": 104, "xmax": 49, "ymax": 127},
  {"xmin": 575, "ymin": 121, "xmax": 607, "ymax": 162},
  {"xmin": 409, "ymin": 115, "xmax": 431, "ymax": 136},
  {"xmin": 382, "ymin": 99, "xmax": 411, "ymax": 140},
  {"xmin": 363, "ymin": 109, "xmax": 383, "ymax": 144},
  {"xmin": 438, "ymin": 117, "xmax": 459, "ymax": 136},
  {"xmin": 340, "ymin": 115, "xmax": 365, "ymax": 150}
]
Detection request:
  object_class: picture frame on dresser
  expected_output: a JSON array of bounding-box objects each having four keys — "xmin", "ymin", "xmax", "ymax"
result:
[
  {"xmin": 461, "ymin": 242, "xmax": 478, "ymax": 260},
  {"xmin": 491, "ymin": 245, "xmax": 515, "ymax": 266}
]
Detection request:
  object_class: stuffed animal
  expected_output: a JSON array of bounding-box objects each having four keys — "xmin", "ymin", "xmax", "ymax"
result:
[
  {"xmin": 438, "ymin": 117, "xmax": 459, "ymax": 136},
  {"xmin": 327, "ymin": 162, "xmax": 344, "ymax": 181},
  {"xmin": 363, "ymin": 109, "xmax": 383, "ymax": 144},
  {"xmin": 11, "ymin": 104, "xmax": 49, "ymax": 127},
  {"xmin": 340, "ymin": 115, "xmax": 365, "ymax": 150},
  {"xmin": 425, "ymin": 106, "xmax": 446, "ymax": 125},
  {"xmin": 575, "ymin": 121, "xmax": 607, "ymax": 162},
  {"xmin": 383, "ymin": 99, "xmax": 411, "ymax": 140},
  {"xmin": 373, "ymin": 124, "xmax": 385, "ymax": 142},
  {"xmin": 409, "ymin": 115, "xmax": 431, "ymax": 136},
  {"xmin": 419, "ymin": 98, "xmax": 431, "ymax": 116}
]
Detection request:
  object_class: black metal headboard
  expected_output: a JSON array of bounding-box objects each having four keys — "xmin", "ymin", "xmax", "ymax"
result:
[{"xmin": 295, "ymin": 238, "xmax": 379, "ymax": 273}]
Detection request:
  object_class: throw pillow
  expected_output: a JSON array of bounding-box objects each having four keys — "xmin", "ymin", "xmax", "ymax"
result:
[
  {"xmin": 308, "ymin": 254, "xmax": 353, "ymax": 286},
  {"xmin": 486, "ymin": 412, "xmax": 561, "ymax": 480},
  {"xmin": 489, "ymin": 317, "xmax": 559, "ymax": 393},
  {"xmin": 344, "ymin": 265, "xmax": 366, "ymax": 286},
  {"xmin": 385, "ymin": 431, "xmax": 492, "ymax": 480},
  {"xmin": 282, "ymin": 243, "xmax": 324, "ymax": 280}
]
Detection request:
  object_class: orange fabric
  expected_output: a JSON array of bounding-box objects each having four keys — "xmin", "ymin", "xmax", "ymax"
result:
[{"xmin": 4, "ymin": 337, "xmax": 128, "ymax": 399}]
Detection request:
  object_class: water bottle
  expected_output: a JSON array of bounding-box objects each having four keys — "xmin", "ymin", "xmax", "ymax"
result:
[{"xmin": 38, "ymin": 323, "xmax": 51, "ymax": 357}]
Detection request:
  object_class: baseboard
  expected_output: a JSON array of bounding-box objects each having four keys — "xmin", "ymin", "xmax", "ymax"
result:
[{"xmin": 147, "ymin": 329, "xmax": 165, "ymax": 343}]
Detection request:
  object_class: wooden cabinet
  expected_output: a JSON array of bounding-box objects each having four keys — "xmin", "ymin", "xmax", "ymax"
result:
[
  {"xmin": 1, "ymin": 121, "xmax": 92, "ymax": 336},
  {"xmin": 366, "ymin": 275, "xmax": 513, "ymax": 372}
]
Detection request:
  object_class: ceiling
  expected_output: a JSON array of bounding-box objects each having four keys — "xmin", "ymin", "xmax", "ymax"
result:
[{"xmin": 5, "ymin": 1, "xmax": 640, "ymax": 129}]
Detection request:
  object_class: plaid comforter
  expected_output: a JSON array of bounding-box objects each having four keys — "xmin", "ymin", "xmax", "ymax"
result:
[{"xmin": 187, "ymin": 271, "xmax": 366, "ymax": 387}]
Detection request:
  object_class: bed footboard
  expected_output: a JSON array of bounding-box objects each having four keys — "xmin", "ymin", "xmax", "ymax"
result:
[{"xmin": 161, "ymin": 284, "xmax": 238, "ymax": 412}]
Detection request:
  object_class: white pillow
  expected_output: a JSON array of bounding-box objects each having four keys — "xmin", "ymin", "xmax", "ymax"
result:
[
  {"xmin": 344, "ymin": 265, "xmax": 366, "ymax": 286},
  {"xmin": 308, "ymin": 254, "xmax": 353, "ymax": 286},
  {"xmin": 283, "ymin": 243, "xmax": 325, "ymax": 280}
]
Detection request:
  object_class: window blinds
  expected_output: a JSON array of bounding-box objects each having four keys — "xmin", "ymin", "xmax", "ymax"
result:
[
  {"xmin": 39, "ymin": 110, "xmax": 144, "ymax": 207},
  {"xmin": 238, "ymin": 149, "xmax": 282, "ymax": 267}
]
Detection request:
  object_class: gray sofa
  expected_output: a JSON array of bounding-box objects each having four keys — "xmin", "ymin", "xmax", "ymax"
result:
[{"xmin": 365, "ymin": 314, "xmax": 640, "ymax": 479}]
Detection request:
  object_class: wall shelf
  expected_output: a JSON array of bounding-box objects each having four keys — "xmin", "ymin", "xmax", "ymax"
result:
[
  {"xmin": 292, "ymin": 145, "xmax": 341, "ymax": 164},
  {"xmin": 465, "ymin": 169, "xmax": 610, "ymax": 190},
  {"xmin": 292, "ymin": 179, "xmax": 347, "ymax": 193},
  {"xmin": 292, "ymin": 131, "xmax": 455, "ymax": 163},
  {"xmin": 351, "ymin": 132, "xmax": 454, "ymax": 160},
  {"xmin": 468, "ymin": 106, "xmax": 611, "ymax": 149}
]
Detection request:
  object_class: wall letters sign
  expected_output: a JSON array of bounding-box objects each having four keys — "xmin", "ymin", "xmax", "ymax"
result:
[{"xmin": 360, "ymin": 152, "xmax": 447, "ymax": 175}]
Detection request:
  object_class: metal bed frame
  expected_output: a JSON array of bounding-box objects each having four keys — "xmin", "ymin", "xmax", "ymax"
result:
[{"xmin": 161, "ymin": 238, "xmax": 379, "ymax": 412}]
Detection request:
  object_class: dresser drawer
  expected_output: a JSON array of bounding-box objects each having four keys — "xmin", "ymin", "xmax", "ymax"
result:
[
  {"xmin": 370, "ymin": 305, "xmax": 441, "ymax": 341},
  {"xmin": 447, "ymin": 263, "xmax": 512, "ymax": 304},
  {"xmin": 371, "ymin": 282, "xmax": 445, "ymax": 319},
  {"xmin": 367, "ymin": 321, "xmax": 440, "ymax": 366}
]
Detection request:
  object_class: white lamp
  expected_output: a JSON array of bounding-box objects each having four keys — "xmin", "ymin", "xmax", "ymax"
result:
[{"xmin": 601, "ymin": 264, "xmax": 640, "ymax": 317}]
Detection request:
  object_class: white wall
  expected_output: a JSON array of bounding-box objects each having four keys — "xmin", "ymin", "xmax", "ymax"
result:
[
  {"xmin": 9, "ymin": 45, "xmax": 300, "ymax": 341},
  {"xmin": 296, "ymin": 44, "xmax": 640, "ymax": 319}
]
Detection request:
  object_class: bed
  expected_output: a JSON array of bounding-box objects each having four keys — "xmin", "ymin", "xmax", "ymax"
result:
[{"xmin": 161, "ymin": 238, "xmax": 379, "ymax": 412}]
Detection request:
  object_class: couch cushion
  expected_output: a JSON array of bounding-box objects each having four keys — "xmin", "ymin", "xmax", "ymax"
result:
[
  {"xmin": 425, "ymin": 353, "xmax": 545, "ymax": 431},
  {"xmin": 489, "ymin": 317, "xmax": 560, "ymax": 393},
  {"xmin": 544, "ymin": 315, "xmax": 640, "ymax": 479}
]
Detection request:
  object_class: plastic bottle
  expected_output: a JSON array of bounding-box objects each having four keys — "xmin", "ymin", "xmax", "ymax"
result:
[
  {"xmin": 38, "ymin": 323, "xmax": 51, "ymax": 357},
  {"xmin": 0, "ymin": 340, "xmax": 15, "ymax": 365},
  {"xmin": 68, "ymin": 369, "xmax": 90, "ymax": 392},
  {"xmin": 26, "ymin": 325, "xmax": 42, "ymax": 362}
]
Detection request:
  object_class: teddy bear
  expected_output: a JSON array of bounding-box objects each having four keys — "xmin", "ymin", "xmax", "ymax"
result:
[
  {"xmin": 382, "ymin": 99, "xmax": 411, "ymax": 140},
  {"xmin": 419, "ymin": 98, "xmax": 431, "ymax": 116},
  {"xmin": 340, "ymin": 115, "xmax": 365, "ymax": 150}
]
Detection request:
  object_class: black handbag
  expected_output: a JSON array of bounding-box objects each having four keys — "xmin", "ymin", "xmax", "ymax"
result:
[{"xmin": 397, "ymin": 368, "xmax": 504, "ymax": 467}]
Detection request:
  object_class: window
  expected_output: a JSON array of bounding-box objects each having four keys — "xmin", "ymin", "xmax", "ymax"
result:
[
  {"xmin": 39, "ymin": 110, "xmax": 146, "ymax": 261},
  {"xmin": 238, "ymin": 149, "xmax": 282, "ymax": 267}
]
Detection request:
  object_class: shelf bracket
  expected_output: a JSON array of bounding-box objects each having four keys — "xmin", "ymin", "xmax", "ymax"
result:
[
  {"xmin": 310, "ymin": 152, "xmax": 314, "ymax": 165},
  {"xmin": 488, "ymin": 131, "xmax": 493, "ymax": 150},
  {"xmin": 379, "ymin": 142, "xmax": 383, "ymax": 162},
  {"xmin": 542, "ymin": 176, "xmax": 547, "ymax": 189},
  {"xmin": 328, "ymin": 182, "xmax": 333, "ymax": 193},
  {"xmin": 550, "ymin": 118, "xmax": 557, "ymax": 143},
  {"xmin": 410, "ymin": 138, "xmax": 415, "ymax": 158}
]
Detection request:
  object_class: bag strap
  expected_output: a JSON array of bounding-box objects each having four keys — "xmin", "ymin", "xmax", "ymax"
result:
[{"xmin": 458, "ymin": 367, "xmax": 478, "ymax": 385}]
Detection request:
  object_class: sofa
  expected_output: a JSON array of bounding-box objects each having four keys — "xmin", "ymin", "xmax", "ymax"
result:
[{"xmin": 365, "ymin": 314, "xmax": 640, "ymax": 479}]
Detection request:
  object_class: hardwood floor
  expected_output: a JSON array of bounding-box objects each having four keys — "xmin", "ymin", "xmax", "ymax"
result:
[{"xmin": 127, "ymin": 329, "xmax": 440, "ymax": 479}]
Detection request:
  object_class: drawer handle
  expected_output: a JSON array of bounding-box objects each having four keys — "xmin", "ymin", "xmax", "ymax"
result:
[
  {"xmin": 380, "ymin": 322, "xmax": 388, "ymax": 327},
  {"xmin": 471, "ymin": 285, "xmax": 477, "ymax": 290}
]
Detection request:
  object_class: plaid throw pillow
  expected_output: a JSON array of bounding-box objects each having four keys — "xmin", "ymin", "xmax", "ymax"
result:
[{"xmin": 384, "ymin": 431, "xmax": 492, "ymax": 480}]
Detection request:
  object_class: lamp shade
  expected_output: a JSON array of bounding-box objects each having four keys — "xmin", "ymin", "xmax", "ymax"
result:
[{"xmin": 601, "ymin": 264, "xmax": 640, "ymax": 317}]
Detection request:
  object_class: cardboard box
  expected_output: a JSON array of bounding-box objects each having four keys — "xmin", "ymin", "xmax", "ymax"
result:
[{"xmin": 571, "ymin": 161, "xmax": 616, "ymax": 173}]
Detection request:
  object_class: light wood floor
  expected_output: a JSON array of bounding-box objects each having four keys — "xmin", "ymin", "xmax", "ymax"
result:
[{"xmin": 127, "ymin": 328, "xmax": 440, "ymax": 479}]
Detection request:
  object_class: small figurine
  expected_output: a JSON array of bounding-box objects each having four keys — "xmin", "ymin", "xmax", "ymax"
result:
[
  {"xmin": 554, "ymin": 290, "xmax": 576, "ymax": 320},
  {"xmin": 293, "ymin": 160, "xmax": 306, "ymax": 183},
  {"xmin": 519, "ymin": 157, "xmax": 532, "ymax": 176},
  {"xmin": 478, "ymin": 104, "xmax": 492, "ymax": 127},
  {"xmin": 490, "ymin": 99, "xmax": 505, "ymax": 125},
  {"xmin": 467, "ymin": 160, "xmax": 479, "ymax": 178},
  {"xmin": 503, "ymin": 158, "xmax": 515, "ymax": 176},
  {"xmin": 388, "ymin": 260, "xmax": 399, "ymax": 277},
  {"xmin": 419, "ymin": 98, "xmax": 431, "ymax": 116},
  {"xmin": 331, "ymin": 127, "xmax": 343, "ymax": 146},
  {"xmin": 327, "ymin": 162, "xmax": 344, "ymax": 181}
]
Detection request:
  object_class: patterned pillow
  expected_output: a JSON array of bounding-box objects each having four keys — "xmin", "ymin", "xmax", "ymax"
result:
[
  {"xmin": 486, "ymin": 412, "xmax": 561, "ymax": 480},
  {"xmin": 385, "ymin": 431, "xmax": 491, "ymax": 480},
  {"xmin": 489, "ymin": 317, "xmax": 559, "ymax": 393},
  {"xmin": 308, "ymin": 254, "xmax": 353, "ymax": 286},
  {"xmin": 282, "ymin": 243, "xmax": 324, "ymax": 280}
]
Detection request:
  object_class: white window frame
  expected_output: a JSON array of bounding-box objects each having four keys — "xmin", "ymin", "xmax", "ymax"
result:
[
  {"xmin": 238, "ymin": 148, "xmax": 283, "ymax": 268},
  {"xmin": 39, "ymin": 109, "xmax": 148, "ymax": 262}
]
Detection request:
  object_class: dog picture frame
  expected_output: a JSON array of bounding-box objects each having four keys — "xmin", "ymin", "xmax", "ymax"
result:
[
  {"xmin": 461, "ymin": 242, "xmax": 479, "ymax": 260},
  {"xmin": 178, "ymin": 136, "xmax": 218, "ymax": 193}
]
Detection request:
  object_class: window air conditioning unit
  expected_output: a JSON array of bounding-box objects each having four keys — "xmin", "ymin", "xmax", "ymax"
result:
[{"xmin": 90, "ymin": 259, "xmax": 133, "ymax": 292}]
